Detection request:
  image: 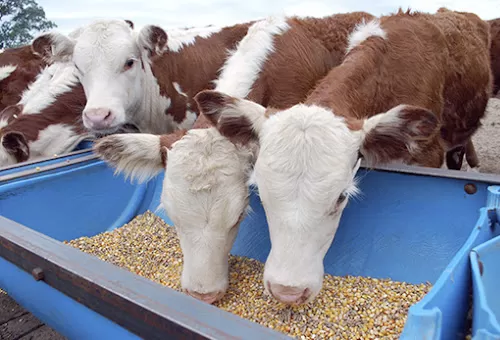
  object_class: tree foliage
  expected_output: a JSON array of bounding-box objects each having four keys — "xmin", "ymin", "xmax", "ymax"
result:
[{"xmin": 0, "ymin": 0, "xmax": 57, "ymax": 49}]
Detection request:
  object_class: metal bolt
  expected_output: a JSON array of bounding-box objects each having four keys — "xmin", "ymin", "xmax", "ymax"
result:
[
  {"xmin": 464, "ymin": 183, "xmax": 477, "ymax": 195},
  {"xmin": 31, "ymin": 267, "xmax": 45, "ymax": 281}
]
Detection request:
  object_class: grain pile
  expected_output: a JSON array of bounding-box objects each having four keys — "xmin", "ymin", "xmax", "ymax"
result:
[{"xmin": 64, "ymin": 211, "xmax": 432, "ymax": 339}]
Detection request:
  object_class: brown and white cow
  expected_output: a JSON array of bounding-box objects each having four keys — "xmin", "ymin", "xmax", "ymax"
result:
[
  {"xmin": 0, "ymin": 60, "xmax": 90, "ymax": 166},
  {"xmin": 29, "ymin": 19, "xmax": 254, "ymax": 136},
  {"xmin": 0, "ymin": 45, "xmax": 47, "ymax": 111},
  {"xmin": 193, "ymin": 8, "xmax": 492, "ymax": 305},
  {"xmin": 93, "ymin": 12, "xmax": 375, "ymax": 304},
  {"xmin": 0, "ymin": 59, "xmax": 138, "ymax": 167},
  {"xmin": 2, "ymin": 20, "xmax": 243, "ymax": 168}
]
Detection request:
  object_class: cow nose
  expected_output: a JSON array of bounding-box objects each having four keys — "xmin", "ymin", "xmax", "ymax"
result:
[
  {"xmin": 184, "ymin": 289, "xmax": 223, "ymax": 304},
  {"xmin": 83, "ymin": 108, "xmax": 113, "ymax": 129},
  {"xmin": 267, "ymin": 282, "xmax": 310, "ymax": 305}
]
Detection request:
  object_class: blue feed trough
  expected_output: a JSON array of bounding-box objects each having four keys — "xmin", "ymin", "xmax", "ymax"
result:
[
  {"xmin": 470, "ymin": 196, "xmax": 500, "ymax": 340},
  {"xmin": 0, "ymin": 144, "xmax": 499, "ymax": 340}
]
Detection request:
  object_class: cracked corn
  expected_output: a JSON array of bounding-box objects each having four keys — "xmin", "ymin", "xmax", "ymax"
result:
[{"xmin": 64, "ymin": 211, "xmax": 432, "ymax": 339}]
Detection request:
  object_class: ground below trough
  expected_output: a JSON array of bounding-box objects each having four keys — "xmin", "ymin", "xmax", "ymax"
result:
[
  {"xmin": 0, "ymin": 291, "xmax": 66, "ymax": 340},
  {"xmin": 1, "ymin": 98, "xmax": 500, "ymax": 339}
]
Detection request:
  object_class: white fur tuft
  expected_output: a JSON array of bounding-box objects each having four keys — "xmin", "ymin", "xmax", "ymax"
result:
[{"xmin": 346, "ymin": 19, "xmax": 387, "ymax": 53}]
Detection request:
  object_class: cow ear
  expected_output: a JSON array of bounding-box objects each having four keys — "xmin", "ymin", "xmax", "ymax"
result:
[
  {"xmin": 194, "ymin": 90, "xmax": 267, "ymax": 146},
  {"xmin": 137, "ymin": 25, "xmax": 167, "ymax": 56},
  {"xmin": 32, "ymin": 32, "xmax": 75, "ymax": 63},
  {"xmin": 355, "ymin": 104, "xmax": 440, "ymax": 165},
  {"xmin": 125, "ymin": 20, "xmax": 134, "ymax": 29},
  {"xmin": 2, "ymin": 131, "xmax": 29, "ymax": 163}
]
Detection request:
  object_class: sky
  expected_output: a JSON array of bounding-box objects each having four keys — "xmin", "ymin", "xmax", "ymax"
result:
[{"xmin": 37, "ymin": 0, "xmax": 499, "ymax": 35}]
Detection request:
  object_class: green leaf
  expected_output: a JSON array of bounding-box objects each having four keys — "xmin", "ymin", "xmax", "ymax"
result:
[{"xmin": 0, "ymin": 0, "xmax": 57, "ymax": 49}]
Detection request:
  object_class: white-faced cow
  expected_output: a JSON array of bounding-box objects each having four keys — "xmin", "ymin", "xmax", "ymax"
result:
[
  {"xmin": 0, "ymin": 60, "xmax": 138, "ymax": 167},
  {"xmin": 93, "ymin": 12, "xmax": 375, "ymax": 304},
  {"xmin": 193, "ymin": 8, "xmax": 492, "ymax": 305},
  {"xmin": 30, "ymin": 19, "xmax": 253, "ymax": 136}
]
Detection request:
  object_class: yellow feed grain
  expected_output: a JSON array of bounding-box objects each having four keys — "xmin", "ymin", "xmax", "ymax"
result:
[{"xmin": 64, "ymin": 211, "xmax": 432, "ymax": 339}]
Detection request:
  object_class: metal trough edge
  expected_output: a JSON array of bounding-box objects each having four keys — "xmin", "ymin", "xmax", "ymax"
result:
[
  {"xmin": 0, "ymin": 216, "xmax": 291, "ymax": 340},
  {"xmin": 4, "ymin": 153, "xmax": 500, "ymax": 185}
]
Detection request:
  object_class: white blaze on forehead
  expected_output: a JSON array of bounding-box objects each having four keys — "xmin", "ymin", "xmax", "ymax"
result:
[
  {"xmin": 165, "ymin": 128, "xmax": 254, "ymax": 196},
  {"xmin": 213, "ymin": 15, "xmax": 290, "ymax": 98},
  {"xmin": 73, "ymin": 20, "xmax": 138, "ymax": 71},
  {"xmin": 18, "ymin": 61, "xmax": 79, "ymax": 115},
  {"xmin": 166, "ymin": 25, "xmax": 222, "ymax": 52},
  {"xmin": 346, "ymin": 18, "xmax": 387, "ymax": 53},
  {"xmin": 256, "ymin": 105, "xmax": 360, "ymax": 212},
  {"xmin": 0, "ymin": 65, "xmax": 17, "ymax": 82}
]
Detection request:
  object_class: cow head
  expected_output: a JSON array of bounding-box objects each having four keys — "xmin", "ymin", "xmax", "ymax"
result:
[
  {"xmin": 196, "ymin": 90, "xmax": 440, "ymax": 305},
  {"xmin": 31, "ymin": 19, "xmax": 167, "ymax": 135},
  {"xmin": 92, "ymin": 119, "xmax": 257, "ymax": 304},
  {"xmin": 162, "ymin": 128, "xmax": 256, "ymax": 304}
]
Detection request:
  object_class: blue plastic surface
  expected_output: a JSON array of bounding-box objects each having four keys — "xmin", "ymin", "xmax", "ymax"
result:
[
  {"xmin": 1, "ymin": 155, "xmax": 499, "ymax": 339},
  {"xmin": 0, "ymin": 257, "xmax": 140, "ymax": 340},
  {"xmin": 469, "ymin": 186, "xmax": 500, "ymax": 340}
]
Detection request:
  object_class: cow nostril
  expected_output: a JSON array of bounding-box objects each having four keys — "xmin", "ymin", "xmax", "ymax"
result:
[{"xmin": 104, "ymin": 111, "xmax": 112, "ymax": 120}]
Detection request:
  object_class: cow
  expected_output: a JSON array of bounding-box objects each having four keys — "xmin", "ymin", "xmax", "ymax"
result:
[
  {"xmin": 0, "ymin": 60, "xmax": 138, "ymax": 167},
  {"xmin": 29, "ymin": 18, "xmax": 254, "ymax": 136},
  {"xmin": 0, "ymin": 45, "xmax": 47, "ymax": 111},
  {"xmin": 2, "ymin": 20, "xmax": 243, "ymax": 168},
  {"xmin": 92, "ymin": 12, "xmax": 375, "ymax": 304},
  {"xmin": 0, "ymin": 60, "xmax": 90, "ymax": 166},
  {"xmin": 191, "ymin": 8, "xmax": 492, "ymax": 305}
]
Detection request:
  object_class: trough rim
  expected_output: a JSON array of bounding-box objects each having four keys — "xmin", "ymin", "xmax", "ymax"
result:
[
  {"xmin": 0, "ymin": 215, "xmax": 293, "ymax": 340},
  {"xmin": 2, "ymin": 150, "xmax": 500, "ymax": 185}
]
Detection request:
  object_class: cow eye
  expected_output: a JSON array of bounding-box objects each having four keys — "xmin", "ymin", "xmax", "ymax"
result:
[
  {"xmin": 124, "ymin": 59, "xmax": 135, "ymax": 71},
  {"xmin": 328, "ymin": 191, "xmax": 349, "ymax": 217},
  {"xmin": 337, "ymin": 191, "xmax": 347, "ymax": 205}
]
